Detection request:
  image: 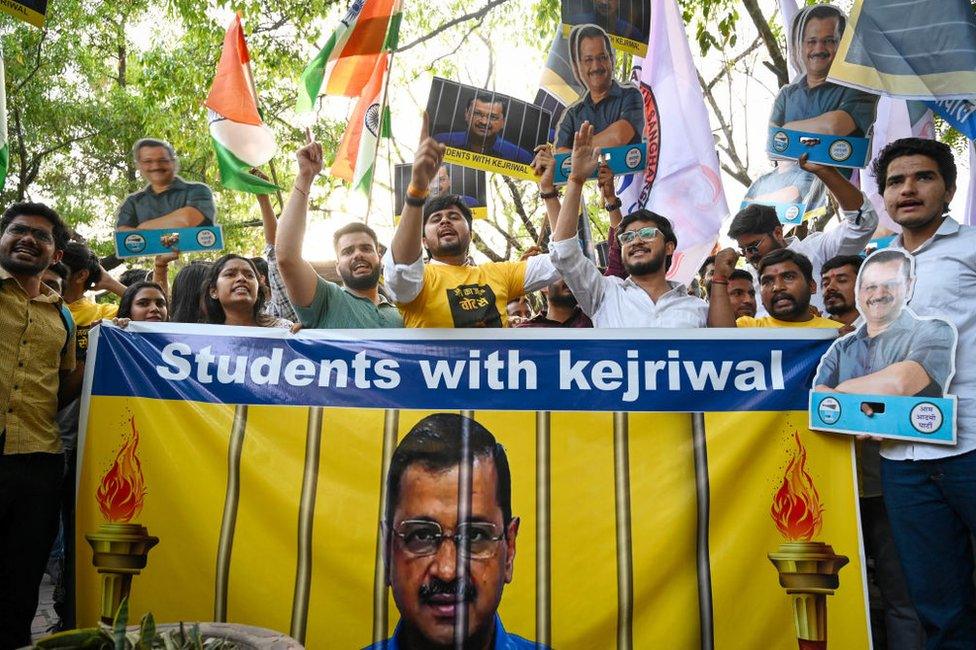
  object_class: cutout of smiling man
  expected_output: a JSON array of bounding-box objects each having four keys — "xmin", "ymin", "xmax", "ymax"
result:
[
  {"xmin": 366, "ymin": 413, "xmax": 542, "ymax": 650},
  {"xmin": 555, "ymin": 24, "xmax": 644, "ymax": 151}
]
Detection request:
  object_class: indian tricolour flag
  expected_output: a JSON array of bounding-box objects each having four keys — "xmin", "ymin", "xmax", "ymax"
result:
[
  {"xmin": 0, "ymin": 49, "xmax": 8, "ymax": 191},
  {"xmin": 330, "ymin": 54, "xmax": 390, "ymax": 192},
  {"xmin": 296, "ymin": 0, "xmax": 400, "ymax": 111},
  {"xmin": 204, "ymin": 14, "xmax": 278, "ymax": 194}
]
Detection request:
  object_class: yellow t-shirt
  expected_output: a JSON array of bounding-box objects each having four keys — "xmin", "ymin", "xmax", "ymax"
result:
[
  {"xmin": 736, "ymin": 314, "xmax": 841, "ymax": 328},
  {"xmin": 68, "ymin": 298, "xmax": 118, "ymax": 327},
  {"xmin": 399, "ymin": 262, "xmax": 527, "ymax": 328}
]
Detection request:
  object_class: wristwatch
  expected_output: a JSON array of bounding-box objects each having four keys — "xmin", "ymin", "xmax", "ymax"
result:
[{"xmin": 604, "ymin": 198, "xmax": 622, "ymax": 212}]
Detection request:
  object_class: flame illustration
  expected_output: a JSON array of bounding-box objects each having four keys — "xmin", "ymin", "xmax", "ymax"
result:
[
  {"xmin": 96, "ymin": 416, "xmax": 147, "ymax": 522},
  {"xmin": 770, "ymin": 431, "xmax": 823, "ymax": 541}
]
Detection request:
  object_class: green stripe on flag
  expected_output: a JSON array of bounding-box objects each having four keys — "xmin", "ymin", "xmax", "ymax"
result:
[
  {"xmin": 212, "ymin": 138, "xmax": 280, "ymax": 195},
  {"xmin": 296, "ymin": 26, "xmax": 347, "ymax": 113},
  {"xmin": 0, "ymin": 144, "xmax": 7, "ymax": 191},
  {"xmin": 381, "ymin": 105, "xmax": 391, "ymax": 138},
  {"xmin": 383, "ymin": 13, "xmax": 402, "ymax": 51}
]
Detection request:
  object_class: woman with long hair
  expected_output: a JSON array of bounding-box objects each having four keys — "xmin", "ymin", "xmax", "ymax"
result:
[
  {"xmin": 202, "ymin": 254, "xmax": 292, "ymax": 328},
  {"xmin": 116, "ymin": 281, "xmax": 168, "ymax": 324}
]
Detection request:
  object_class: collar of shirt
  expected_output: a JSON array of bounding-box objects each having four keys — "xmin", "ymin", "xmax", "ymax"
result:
[
  {"xmin": 141, "ymin": 176, "xmax": 189, "ymax": 196},
  {"xmin": 894, "ymin": 215, "xmax": 959, "ymax": 253},
  {"xmin": 619, "ymin": 277, "xmax": 690, "ymax": 301},
  {"xmin": 0, "ymin": 264, "xmax": 62, "ymax": 304},
  {"xmin": 340, "ymin": 285, "xmax": 394, "ymax": 307},
  {"xmin": 854, "ymin": 309, "xmax": 915, "ymax": 341},
  {"xmin": 383, "ymin": 615, "xmax": 514, "ymax": 650},
  {"xmin": 585, "ymin": 80, "xmax": 623, "ymax": 107},
  {"xmin": 427, "ymin": 256, "xmax": 473, "ymax": 267}
]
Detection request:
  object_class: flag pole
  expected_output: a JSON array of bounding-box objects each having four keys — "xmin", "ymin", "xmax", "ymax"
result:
[
  {"xmin": 363, "ymin": 2, "xmax": 401, "ymax": 226},
  {"xmin": 242, "ymin": 50, "xmax": 286, "ymax": 211}
]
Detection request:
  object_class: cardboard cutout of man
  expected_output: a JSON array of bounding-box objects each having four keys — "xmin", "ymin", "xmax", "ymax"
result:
[
  {"xmin": 434, "ymin": 95, "xmax": 534, "ymax": 164},
  {"xmin": 116, "ymin": 138, "xmax": 216, "ymax": 231},
  {"xmin": 814, "ymin": 249, "xmax": 955, "ymax": 397},
  {"xmin": 366, "ymin": 413, "xmax": 542, "ymax": 650},
  {"xmin": 555, "ymin": 24, "xmax": 644, "ymax": 151}
]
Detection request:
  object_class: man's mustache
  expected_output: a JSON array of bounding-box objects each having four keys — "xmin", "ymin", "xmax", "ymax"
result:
[
  {"xmin": 867, "ymin": 295, "xmax": 894, "ymax": 307},
  {"xmin": 420, "ymin": 578, "xmax": 477, "ymax": 604},
  {"xmin": 823, "ymin": 290, "xmax": 844, "ymax": 302},
  {"xmin": 771, "ymin": 292, "xmax": 796, "ymax": 305}
]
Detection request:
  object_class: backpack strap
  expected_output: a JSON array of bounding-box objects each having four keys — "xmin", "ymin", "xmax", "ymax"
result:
[{"xmin": 56, "ymin": 303, "xmax": 76, "ymax": 357}]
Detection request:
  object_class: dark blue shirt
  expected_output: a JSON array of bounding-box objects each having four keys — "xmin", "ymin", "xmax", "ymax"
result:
[
  {"xmin": 116, "ymin": 177, "xmax": 216, "ymax": 228},
  {"xmin": 565, "ymin": 13, "xmax": 645, "ymax": 42},
  {"xmin": 815, "ymin": 310, "xmax": 955, "ymax": 396},
  {"xmin": 362, "ymin": 615, "xmax": 546, "ymax": 650},
  {"xmin": 434, "ymin": 132, "xmax": 534, "ymax": 165},
  {"xmin": 556, "ymin": 81, "xmax": 644, "ymax": 148}
]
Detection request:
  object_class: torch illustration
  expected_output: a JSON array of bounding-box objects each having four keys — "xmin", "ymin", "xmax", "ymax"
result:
[
  {"xmin": 86, "ymin": 416, "xmax": 159, "ymax": 624},
  {"xmin": 767, "ymin": 432, "xmax": 848, "ymax": 650}
]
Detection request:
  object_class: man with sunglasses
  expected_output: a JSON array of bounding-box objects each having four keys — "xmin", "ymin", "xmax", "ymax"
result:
[
  {"xmin": 548, "ymin": 122, "xmax": 737, "ymax": 328},
  {"xmin": 369, "ymin": 413, "xmax": 540, "ymax": 650},
  {"xmin": 728, "ymin": 154, "xmax": 877, "ymax": 312}
]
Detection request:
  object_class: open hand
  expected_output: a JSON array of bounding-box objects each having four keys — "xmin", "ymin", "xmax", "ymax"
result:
[{"xmin": 568, "ymin": 122, "xmax": 601, "ymax": 183}]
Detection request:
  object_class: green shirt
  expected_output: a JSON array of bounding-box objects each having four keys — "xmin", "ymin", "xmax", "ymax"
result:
[{"xmin": 293, "ymin": 277, "xmax": 403, "ymax": 329}]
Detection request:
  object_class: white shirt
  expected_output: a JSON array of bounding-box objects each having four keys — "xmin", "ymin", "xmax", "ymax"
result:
[
  {"xmin": 549, "ymin": 236, "xmax": 708, "ymax": 328},
  {"xmin": 883, "ymin": 217, "xmax": 976, "ymax": 461},
  {"xmin": 382, "ymin": 251, "xmax": 560, "ymax": 305}
]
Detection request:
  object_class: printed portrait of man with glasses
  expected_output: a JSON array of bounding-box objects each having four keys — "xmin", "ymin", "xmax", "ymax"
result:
[{"xmin": 366, "ymin": 413, "xmax": 542, "ymax": 650}]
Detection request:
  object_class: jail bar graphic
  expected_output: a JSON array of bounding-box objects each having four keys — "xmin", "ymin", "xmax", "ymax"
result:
[{"xmin": 211, "ymin": 407, "xmax": 717, "ymax": 647}]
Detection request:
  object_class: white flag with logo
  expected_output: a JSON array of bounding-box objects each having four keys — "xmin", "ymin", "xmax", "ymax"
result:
[{"xmin": 619, "ymin": 0, "xmax": 728, "ymax": 285}]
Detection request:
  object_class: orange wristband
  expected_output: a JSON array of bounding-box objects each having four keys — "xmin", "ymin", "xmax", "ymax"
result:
[{"xmin": 407, "ymin": 183, "xmax": 429, "ymax": 199}]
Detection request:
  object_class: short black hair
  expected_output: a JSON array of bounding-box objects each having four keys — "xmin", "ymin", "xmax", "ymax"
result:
[
  {"xmin": 423, "ymin": 194, "xmax": 473, "ymax": 227},
  {"xmin": 758, "ymin": 248, "xmax": 814, "ymax": 284},
  {"xmin": 120, "ymin": 267, "xmax": 152, "ymax": 287},
  {"xmin": 821, "ymin": 254, "xmax": 864, "ymax": 277},
  {"xmin": 118, "ymin": 281, "xmax": 167, "ymax": 320},
  {"xmin": 385, "ymin": 413, "xmax": 512, "ymax": 528},
  {"xmin": 699, "ymin": 256, "xmax": 716, "ymax": 274},
  {"xmin": 871, "ymin": 137, "xmax": 957, "ymax": 199},
  {"xmin": 333, "ymin": 221, "xmax": 379, "ymax": 251},
  {"xmin": 729, "ymin": 269, "xmax": 754, "ymax": 283},
  {"xmin": 728, "ymin": 204, "xmax": 780, "ymax": 239},
  {"xmin": 132, "ymin": 138, "xmax": 176, "ymax": 162},
  {"xmin": 0, "ymin": 202, "xmax": 70, "ymax": 252},
  {"xmin": 861, "ymin": 249, "xmax": 912, "ymax": 283},
  {"xmin": 250, "ymin": 257, "xmax": 269, "ymax": 282},
  {"xmin": 169, "ymin": 261, "xmax": 212, "ymax": 323},
  {"xmin": 48, "ymin": 261, "xmax": 70, "ymax": 283},
  {"xmin": 466, "ymin": 93, "xmax": 506, "ymax": 119},
  {"xmin": 61, "ymin": 241, "xmax": 102, "ymax": 290}
]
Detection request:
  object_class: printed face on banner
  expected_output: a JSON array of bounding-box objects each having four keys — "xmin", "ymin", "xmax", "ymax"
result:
[
  {"xmin": 811, "ymin": 249, "xmax": 959, "ymax": 442},
  {"xmin": 741, "ymin": 161, "xmax": 829, "ymax": 226},
  {"xmin": 426, "ymin": 78, "xmax": 553, "ymax": 180},
  {"xmin": 394, "ymin": 163, "xmax": 488, "ymax": 220},
  {"xmin": 561, "ymin": 0, "xmax": 650, "ymax": 57},
  {"xmin": 386, "ymin": 418, "xmax": 518, "ymax": 648},
  {"xmin": 554, "ymin": 24, "xmax": 645, "ymax": 153}
]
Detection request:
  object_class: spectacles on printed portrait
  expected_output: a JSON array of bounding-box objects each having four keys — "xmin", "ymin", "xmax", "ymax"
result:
[
  {"xmin": 618, "ymin": 226, "xmax": 660, "ymax": 245},
  {"xmin": 393, "ymin": 520, "xmax": 506, "ymax": 559}
]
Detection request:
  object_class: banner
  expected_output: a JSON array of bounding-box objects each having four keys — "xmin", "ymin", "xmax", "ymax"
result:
[
  {"xmin": 0, "ymin": 0, "xmax": 46, "ymax": 27},
  {"xmin": 828, "ymin": 0, "xmax": 976, "ymax": 100},
  {"xmin": 76, "ymin": 325, "xmax": 870, "ymax": 648}
]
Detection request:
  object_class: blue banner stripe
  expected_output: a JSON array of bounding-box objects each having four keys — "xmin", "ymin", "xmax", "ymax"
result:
[{"xmin": 90, "ymin": 325, "xmax": 834, "ymax": 413}]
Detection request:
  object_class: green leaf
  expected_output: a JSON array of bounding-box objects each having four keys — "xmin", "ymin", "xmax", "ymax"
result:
[{"xmin": 113, "ymin": 597, "xmax": 130, "ymax": 650}]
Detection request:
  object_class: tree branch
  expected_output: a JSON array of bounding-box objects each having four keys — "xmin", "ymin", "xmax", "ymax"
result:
[
  {"xmin": 395, "ymin": 0, "xmax": 513, "ymax": 53},
  {"xmin": 706, "ymin": 36, "xmax": 762, "ymax": 92},
  {"xmin": 741, "ymin": 0, "xmax": 789, "ymax": 88},
  {"xmin": 11, "ymin": 30, "xmax": 49, "ymax": 97},
  {"xmin": 471, "ymin": 230, "xmax": 505, "ymax": 261},
  {"xmin": 697, "ymin": 70, "xmax": 752, "ymax": 188},
  {"xmin": 500, "ymin": 176, "xmax": 539, "ymax": 242}
]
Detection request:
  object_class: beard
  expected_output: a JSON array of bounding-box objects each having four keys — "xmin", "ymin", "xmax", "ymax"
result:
[
  {"xmin": 823, "ymin": 292, "xmax": 853, "ymax": 316},
  {"xmin": 428, "ymin": 235, "xmax": 469, "ymax": 260},
  {"xmin": 340, "ymin": 264, "xmax": 381, "ymax": 291},
  {"xmin": 624, "ymin": 250, "xmax": 665, "ymax": 277},
  {"xmin": 768, "ymin": 291, "xmax": 809, "ymax": 320},
  {"xmin": 548, "ymin": 291, "xmax": 578, "ymax": 309},
  {"xmin": 0, "ymin": 249, "xmax": 51, "ymax": 276}
]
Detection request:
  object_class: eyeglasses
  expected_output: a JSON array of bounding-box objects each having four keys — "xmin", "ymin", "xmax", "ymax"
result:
[
  {"xmin": 6, "ymin": 223, "xmax": 54, "ymax": 244},
  {"xmin": 393, "ymin": 520, "xmax": 505, "ymax": 559},
  {"xmin": 617, "ymin": 226, "xmax": 660, "ymax": 245},
  {"xmin": 739, "ymin": 234, "xmax": 768, "ymax": 257}
]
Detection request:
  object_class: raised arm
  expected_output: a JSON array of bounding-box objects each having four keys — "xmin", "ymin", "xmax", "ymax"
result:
[
  {"xmin": 391, "ymin": 121, "xmax": 445, "ymax": 265},
  {"xmin": 532, "ymin": 144, "xmax": 560, "ymax": 232},
  {"xmin": 554, "ymin": 122, "xmax": 601, "ymax": 243},
  {"xmin": 798, "ymin": 153, "xmax": 863, "ymax": 211},
  {"xmin": 706, "ymin": 248, "xmax": 739, "ymax": 328},
  {"xmin": 275, "ymin": 142, "xmax": 324, "ymax": 309}
]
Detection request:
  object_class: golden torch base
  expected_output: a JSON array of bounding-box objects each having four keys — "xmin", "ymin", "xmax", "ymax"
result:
[
  {"xmin": 86, "ymin": 522, "xmax": 159, "ymax": 623},
  {"xmin": 768, "ymin": 541, "xmax": 849, "ymax": 646}
]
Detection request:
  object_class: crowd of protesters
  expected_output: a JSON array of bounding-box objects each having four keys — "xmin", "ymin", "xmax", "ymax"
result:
[{"xmin": 2, "ymin": 5, "xmax": 975, "ymax": 650}]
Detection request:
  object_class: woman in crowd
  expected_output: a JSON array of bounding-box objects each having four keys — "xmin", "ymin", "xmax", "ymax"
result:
[
  {"xmin": 115, "ymin": 281, "xmax": 169, "ymax": 325},
  {"xmin": 202, "ymin": 254, "xmax": 292, "ymax": 328},
  {"xmin": 169, "ymin": 261, "xmax": 212, "ymax": 323}
]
